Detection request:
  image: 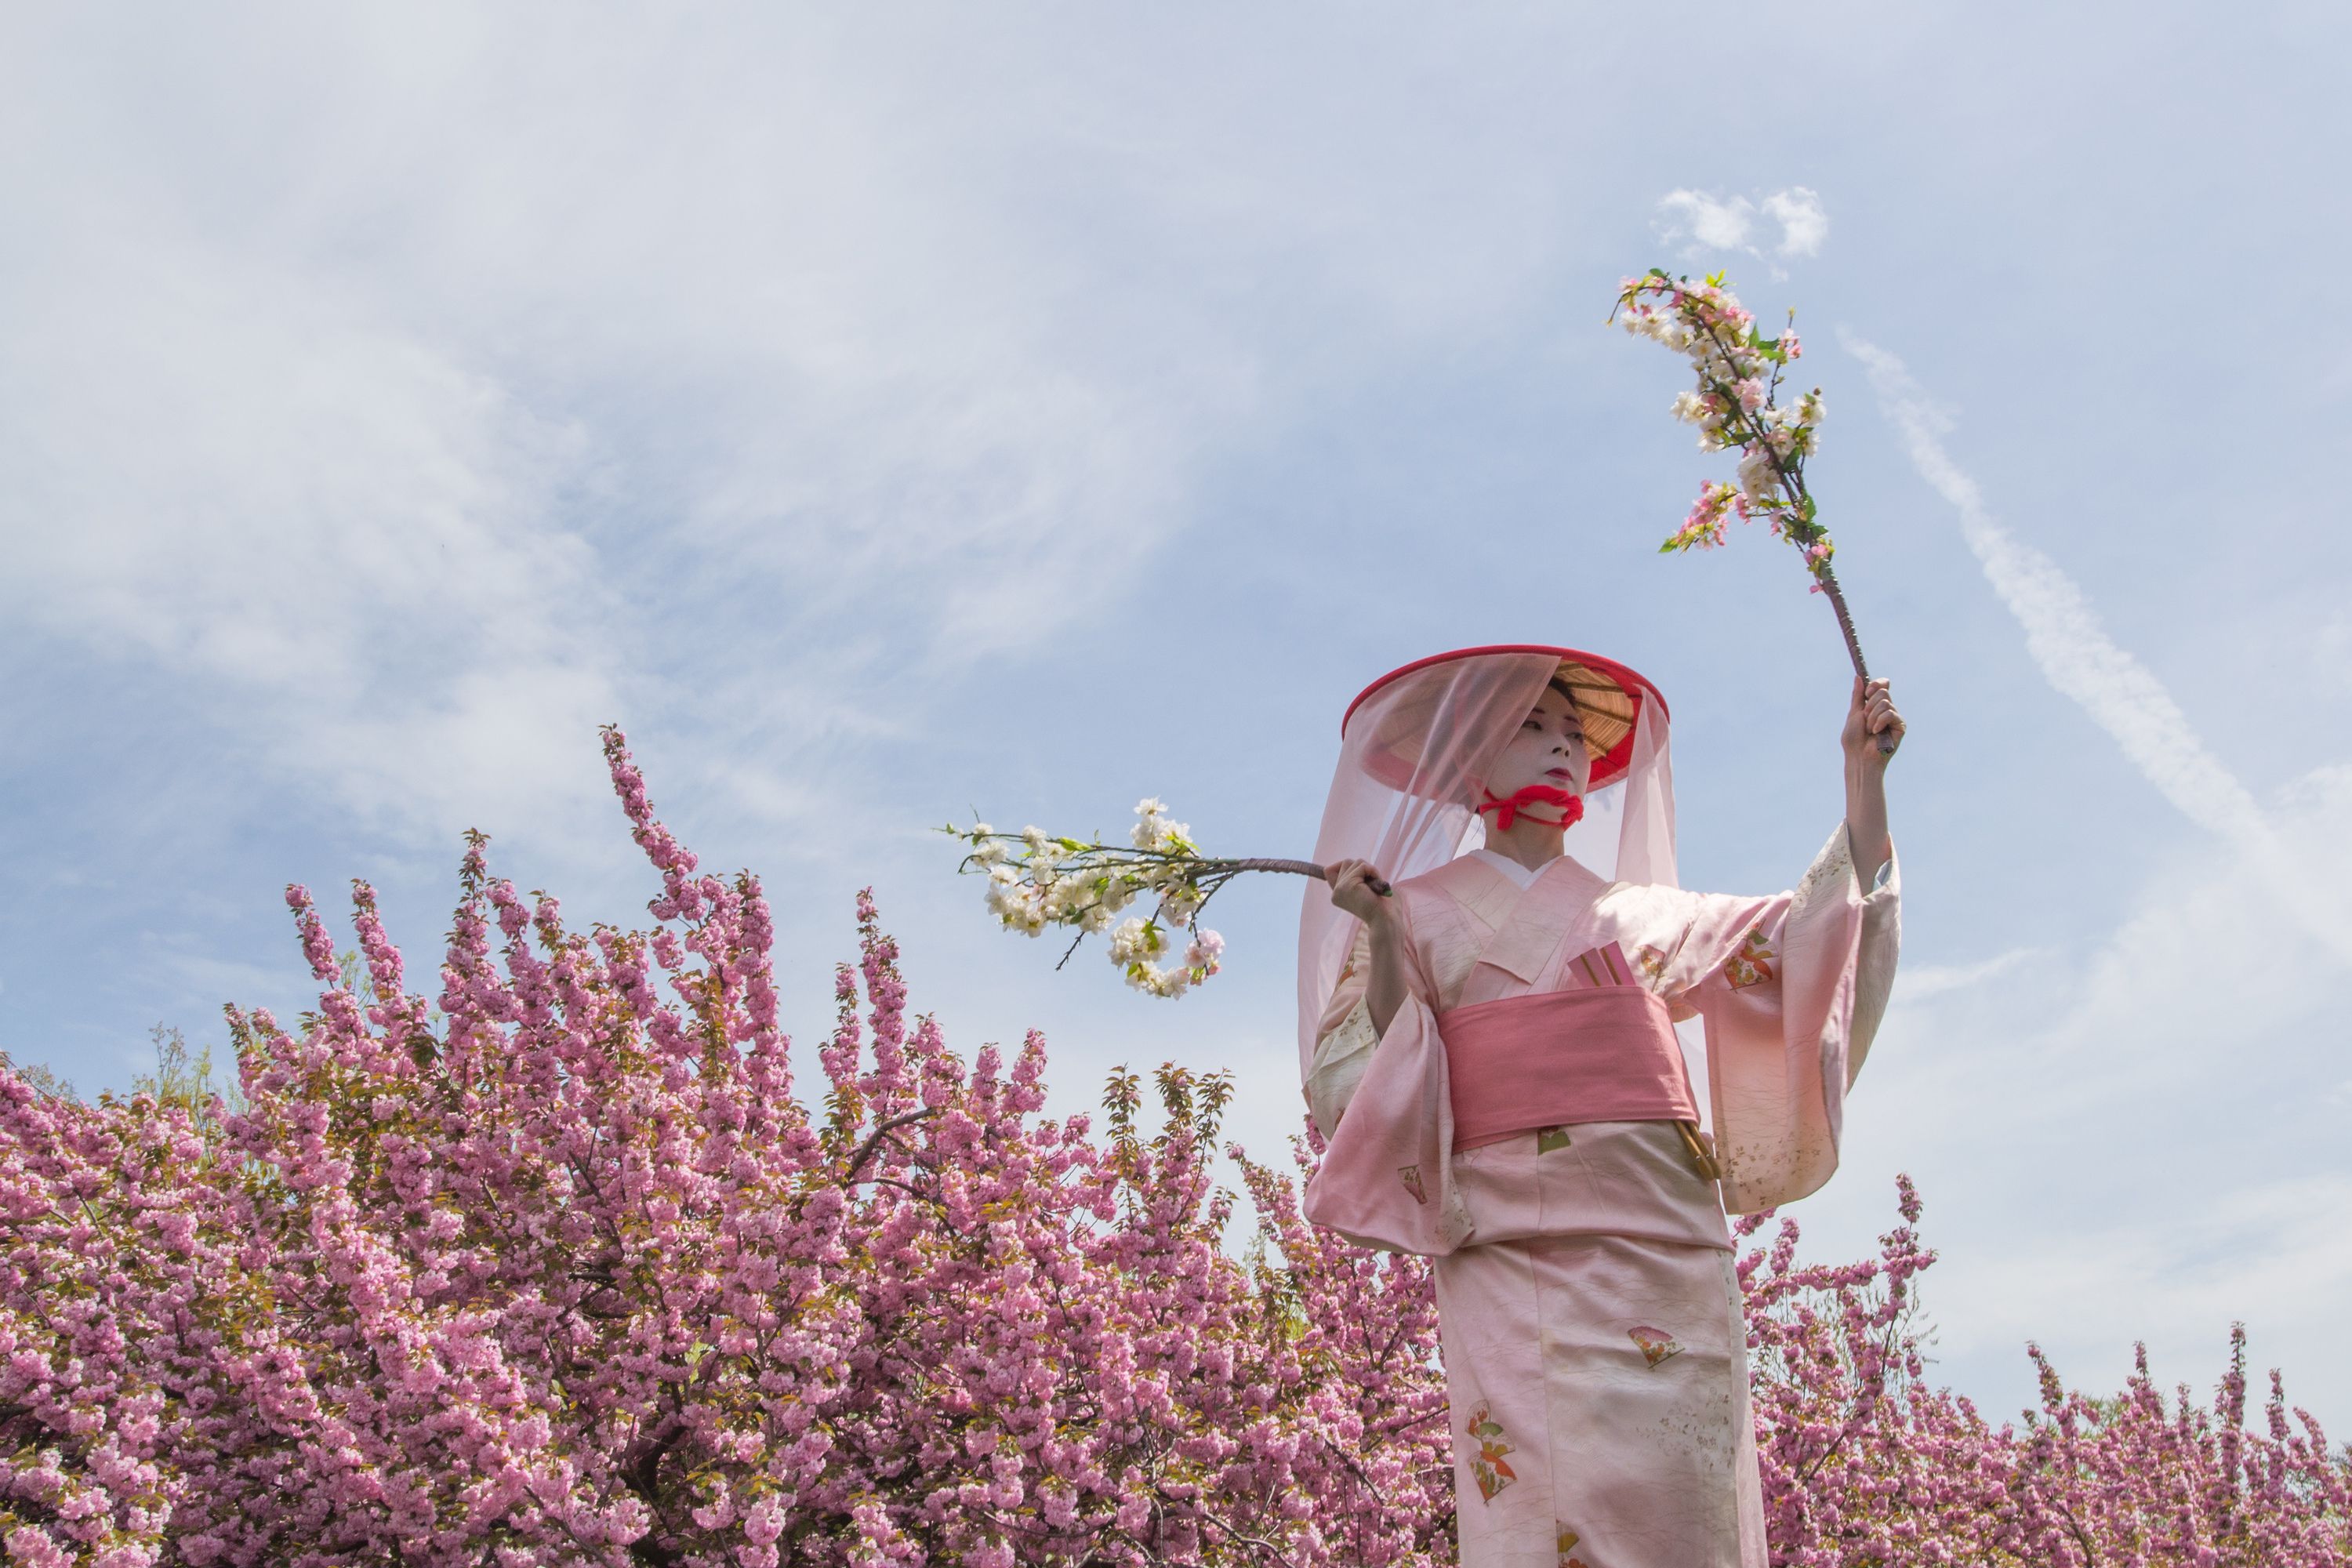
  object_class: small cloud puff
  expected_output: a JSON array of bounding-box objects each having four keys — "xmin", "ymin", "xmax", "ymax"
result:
[{"xmin": 1656, "ymin": 187, "xmax": 1827, "ymax": 267}]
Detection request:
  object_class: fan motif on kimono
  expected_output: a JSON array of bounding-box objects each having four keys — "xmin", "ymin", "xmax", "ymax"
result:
[{"xmin": 1466, "ymin": 1403, "xmax": 1517, "ymax": 1502}]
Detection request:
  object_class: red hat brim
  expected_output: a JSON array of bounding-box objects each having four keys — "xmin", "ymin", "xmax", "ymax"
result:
[{"xmin": 1342, "ymin": 644, "xmax": 1668, "ymax": 793}]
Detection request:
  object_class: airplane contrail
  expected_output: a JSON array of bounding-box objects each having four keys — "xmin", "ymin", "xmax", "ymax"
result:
[
  {"xmin": 1842, "ymin": 332, "xmax": 2350, "ymax": 962},
  {"xmin": 1840, "ymin": 332, "xmax": 2268, "ymax": 847}
]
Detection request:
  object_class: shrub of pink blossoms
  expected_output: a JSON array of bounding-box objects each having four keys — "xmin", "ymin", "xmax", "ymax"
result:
[
  {"xmin": 0, "ymin": 729, "xmax": 1450, "ymax": 1567},
  {"xmin": 0, "ymin": 725, "xmax": 2343, "ymax": 1565},
  {"xmin": 1740, "ymin": 1181, "xmax": 2352, "ymax": 1566}
]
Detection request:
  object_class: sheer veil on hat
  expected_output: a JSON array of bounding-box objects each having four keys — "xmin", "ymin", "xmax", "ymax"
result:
[{"xmin": 1294, "ymin": 646, "xmax": 1677, "ymax": 1080}]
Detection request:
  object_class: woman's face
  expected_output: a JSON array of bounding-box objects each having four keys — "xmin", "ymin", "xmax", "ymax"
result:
[{"xmin": 1483, "ymin": 686, "xmax": 1592, "ymax": 800}]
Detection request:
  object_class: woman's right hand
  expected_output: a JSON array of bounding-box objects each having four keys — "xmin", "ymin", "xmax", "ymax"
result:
[
  {"xmin": 1324, "ymin": 858, "xmax": 1392, "ymax": 924},
  {"xmin": 1327, "ymin": 858, "xmax": 1407, "ymax": 1036}
]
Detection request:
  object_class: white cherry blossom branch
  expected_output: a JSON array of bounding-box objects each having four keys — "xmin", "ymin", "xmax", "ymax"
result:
[{"xmin": 944, "ymin": 800, "xmax": 1385, "ymax": 998}]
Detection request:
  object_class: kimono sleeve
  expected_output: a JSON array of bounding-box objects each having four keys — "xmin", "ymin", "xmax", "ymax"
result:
[
  {"xmin": 1300, "ymin": 891, "xmax": 1476, "ymax": 1256},
  {"xmin": 1847, "ymin": 848, "xmax": 1901, "ymax": 1087},
  {"xmin": 1301, "ymin": 987, "xmax": 1475, "ymax": 1256},
  {"xmin": 1635, "ymin": 826, "xmax": 1901, "ymax": 1214},
  {"xmin": 1305, "ymin": 923, "xmax": 1379, "ymax": 1141}
]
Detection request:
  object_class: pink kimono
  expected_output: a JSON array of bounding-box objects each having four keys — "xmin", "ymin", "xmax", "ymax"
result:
[{"xmin": 1302, "ymin": 829, "xmax": 1900, "ymax": 1568}]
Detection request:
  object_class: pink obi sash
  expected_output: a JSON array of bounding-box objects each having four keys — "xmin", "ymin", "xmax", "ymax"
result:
[{"xmin": 1439, "ymin": 986, "xmax": 1698, "ymax": 1152}]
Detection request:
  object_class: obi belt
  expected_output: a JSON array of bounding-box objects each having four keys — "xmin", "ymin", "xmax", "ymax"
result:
[{"xmin": 1439, "ymin": 942, "xmax": 1700, "ymax": 1153}]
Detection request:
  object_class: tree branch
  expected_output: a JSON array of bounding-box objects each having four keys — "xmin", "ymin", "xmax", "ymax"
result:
[{"xmin": 842, "ymin": 1108, "xmax": 942, "ymax": 1185}]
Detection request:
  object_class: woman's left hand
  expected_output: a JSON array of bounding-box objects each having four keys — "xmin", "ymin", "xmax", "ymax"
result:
[
  {"xmin": 1842, "ymin": 677, "xmax": 1900, "ymax": 885},
  {"xmin": 1842, "ymin": 677, "xmax": 1905, "ymax": 768}
]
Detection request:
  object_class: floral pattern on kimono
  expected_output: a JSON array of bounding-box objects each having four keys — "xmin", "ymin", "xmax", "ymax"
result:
[
  {"xmin": 1466, "ymin": 1403, "xmax": 1517, "ymax": 1503},
  {"xmin": 1722, "ymin": 924, "xmax": 1776, "ymax": 989}
]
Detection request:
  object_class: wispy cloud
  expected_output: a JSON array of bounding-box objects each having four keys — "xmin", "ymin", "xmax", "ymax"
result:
[
  {"xmin": 0, "ymin": 9, "xmax": 1620, "ymax": 858},
  {"xmin": 1896, "ymin": 947, "xmax": 2040, "ymax": 1002},
  {"xmin": 0, "ymin": 215, "xmax": 622, "ymax": 841},
  {"xmin": 1926, "ymin": 1171, "xmax": 2352, "ymax": 1385},
  {"xmin": 0, "ymin": 17, "xmax": 1222, "ymax": 849},
  {"xmin": 1656, "ymin": 187, "xmax": 1827, "ymax": 267}
]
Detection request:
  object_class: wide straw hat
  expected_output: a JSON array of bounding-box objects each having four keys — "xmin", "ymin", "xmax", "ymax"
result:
[{"xmin": 1341, "ymin": 644, "xmax": 1668, "ymax": 794}]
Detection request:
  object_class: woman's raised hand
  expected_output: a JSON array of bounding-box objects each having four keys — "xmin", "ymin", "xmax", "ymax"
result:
[
  {"xmin": 1842, "ymin": 677, "xmax": 1905, "ymax": 766},
  {"xmin": 1323, "ymin": 858, "xmax": 1392, "ymax": 924}
]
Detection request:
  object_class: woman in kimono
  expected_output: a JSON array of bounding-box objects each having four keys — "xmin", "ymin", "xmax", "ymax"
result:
[{"xmin": 1296, "ymin": 645, "xmax": 1903, "ymax": 1568}]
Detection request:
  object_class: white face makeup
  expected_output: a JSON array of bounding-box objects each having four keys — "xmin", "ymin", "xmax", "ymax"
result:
[{"xmin": 1482, "ymin": 685, "xmax": 1592, "ymax": 802}]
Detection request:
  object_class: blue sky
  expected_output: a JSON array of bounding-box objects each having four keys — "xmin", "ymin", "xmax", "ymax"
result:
[{"xmin": 3, "ymin": 2, "xmax": 2348, "ymax": 1428}]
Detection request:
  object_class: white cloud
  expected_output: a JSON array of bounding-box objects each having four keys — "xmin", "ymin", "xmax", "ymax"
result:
[
  {"xmin": 1760, "ymin": 188, "xmax": 1828, "ymax": 256},
  {"xmin": 0, "ymin": 16, "xmax": 1208, "ymax": 848},
  {"xmin": 1926, "ymin": 1171, "xmax": 2352, "ymax": 1398},
  {"xmin": 1658, "ymin": 190, "xmax": 1759, "ymax": 251},
  {"xmin": 1896, "ymin": 947, "xmax": 2040, "ymax": 1001},
  {"xmin": 0, "ymin": 206, "xmax": 619, "ymax": 837},
  {"xmin": 0, "ymin": 8, "xmax": 1610, "ymax": 853},
  {"xmin": 1656, "ymin": 186, "xmax": 1827, "ymax": 261}
]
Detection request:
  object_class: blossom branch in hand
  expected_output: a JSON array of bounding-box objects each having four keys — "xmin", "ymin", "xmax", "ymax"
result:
[
  {"xmin": 1611, "ymin": 268, "xmax": 1893, "ymax": 753},
  {"xmin": 946, "ymin": 798, "xmax": 1384, "ymax": 999}
]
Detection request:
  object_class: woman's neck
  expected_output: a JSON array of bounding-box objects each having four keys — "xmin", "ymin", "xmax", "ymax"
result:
[{"xmin": 1483, "ymin": 818, "xmax": 1566, "ymax": 873}]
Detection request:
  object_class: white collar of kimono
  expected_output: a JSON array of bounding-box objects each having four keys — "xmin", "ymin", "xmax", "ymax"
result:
[{"xmin": 1471, "ymin": 848, "xmax": 1552, "ymax": 890}]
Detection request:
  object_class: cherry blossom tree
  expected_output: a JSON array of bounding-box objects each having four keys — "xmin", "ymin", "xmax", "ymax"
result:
[{"xmin": 0, "ymin": 731, "xmax": 1449, "ymax": 1567}]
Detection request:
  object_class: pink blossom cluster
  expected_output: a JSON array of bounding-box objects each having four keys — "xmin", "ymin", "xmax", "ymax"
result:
[
  {"xmin": 0, "ymin": 729, "xmax": 1446, "ymax": 1566},
  {"xmin": 1612, "ymin": 268, "xmax": 1832, "ymax": 576},
  {"xmin": 0, "ymin": 729, "xmax": 2343, "ymax": 1563}
]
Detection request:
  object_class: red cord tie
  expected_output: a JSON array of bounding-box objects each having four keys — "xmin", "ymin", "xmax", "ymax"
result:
[{"xmin": 1475, "ymin": 785, "xmax": 1585, "ymax": 831}]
